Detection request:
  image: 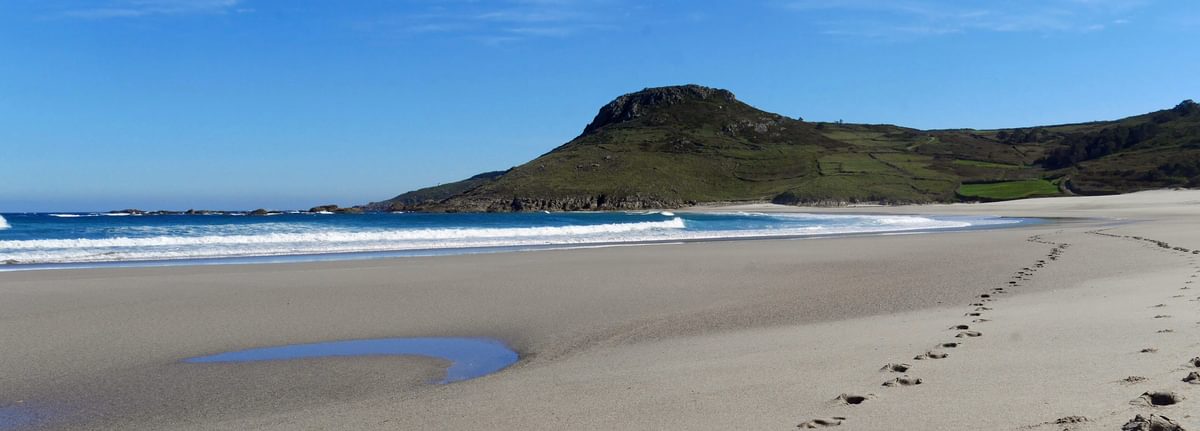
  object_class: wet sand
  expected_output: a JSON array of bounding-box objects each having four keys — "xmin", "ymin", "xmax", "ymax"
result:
[{"xmin": 1, "ymin": 190, "xmax": 1198, "ymax": 430}]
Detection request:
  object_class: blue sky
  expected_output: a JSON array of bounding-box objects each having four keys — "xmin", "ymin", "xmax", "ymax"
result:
[{"xmin": 2, "ymin": 0, "xmax": 1198, "ymax": 211}]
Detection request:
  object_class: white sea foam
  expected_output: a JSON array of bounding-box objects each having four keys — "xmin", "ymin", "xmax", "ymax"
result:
[
  {"xmin": 0, "ymin": 215, "xmax": 1019, "ymax": 265},
  {"xmin": 0, "ymin": 215, "xmax": 9, "ymax": 230}
]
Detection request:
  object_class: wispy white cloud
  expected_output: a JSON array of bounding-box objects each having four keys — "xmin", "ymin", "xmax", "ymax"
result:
[
  {"xmin": 781, "ymin": 0, "xmax": 1148, "ymax": 38},
  {"xmin": 63, "ymin": 0, "xmax": 245, "ymax": 19},
  {"xmin": 358, "ymin": 0, "xmax": 625, "ymax": 44}
]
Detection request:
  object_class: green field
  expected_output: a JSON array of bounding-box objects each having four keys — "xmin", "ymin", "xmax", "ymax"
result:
[
  {"xmin": 952, "ymin": 159, "xmax": 1024, "ymax": 169},
  {"xmin": 956, "ymin": 179, "xmax": 1061, "ymax": 201}
]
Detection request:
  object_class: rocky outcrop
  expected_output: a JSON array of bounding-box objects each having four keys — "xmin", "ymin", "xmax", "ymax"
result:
[
  {"xmin": 580, "ymin": 84, "xmax": 736, "ymax": 136},
  {"xmin": 308, "ymin": 205, "xmax": 363, "ymax": 214},
  {"xmin": 1172, "ymin": 99, "xmax": 1198, "ymax": 116},
  {"xmin": 400, "ymin": 194, "xmax": 693, "ymax": 213}
]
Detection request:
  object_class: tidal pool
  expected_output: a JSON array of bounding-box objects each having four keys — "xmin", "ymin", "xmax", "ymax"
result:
[
  {"xmin": 185, "ymin": 337, "xmax": 519, "ymax": 384},
  {"xmin": 0, "ymin": 405, "xmax": 39, "ymax": 430}
]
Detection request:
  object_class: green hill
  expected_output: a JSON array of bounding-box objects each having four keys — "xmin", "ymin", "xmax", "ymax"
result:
[{"xmin": 366, "ymin": 85, "xmax": 1199, "ymax": 212}]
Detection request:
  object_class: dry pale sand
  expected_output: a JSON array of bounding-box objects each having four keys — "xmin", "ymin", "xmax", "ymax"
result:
[{"xmin": 2, "ymin": 190, "xmax": 1199, "ymax": 430}]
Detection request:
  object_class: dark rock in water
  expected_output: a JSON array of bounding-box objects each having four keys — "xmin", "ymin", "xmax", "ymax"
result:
[
  {"xmin": 307, "ymin": 205, "xmax": 364, "ymax": 214},
  {"xmin": 309, "ymin": 204, "xmax": 340, "ymax": 213},
  {"xmin": 1121, "ymin": 414, "xmax": 1184, "ymax": 431},
  {"xmin": 109, "ymin": 209, "xmax": 145, "ymax": 215},
  {"xmin": 184, "ymin": 209, "xmax": 220, "ymax": 215},
  {"xmin": 249, "ymin": 209, "xmax": 271, "ymax": 216}
]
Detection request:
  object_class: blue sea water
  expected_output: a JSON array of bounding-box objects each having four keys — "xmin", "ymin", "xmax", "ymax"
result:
[{"xmin": 0, "ymin": 211, "xmax": 1032, "ymax": 268}]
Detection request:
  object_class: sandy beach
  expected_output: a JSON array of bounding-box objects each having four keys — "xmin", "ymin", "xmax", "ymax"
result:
[{"xmin": 2, "ymin": 190, "xmax": 1199, "ymax": 430}]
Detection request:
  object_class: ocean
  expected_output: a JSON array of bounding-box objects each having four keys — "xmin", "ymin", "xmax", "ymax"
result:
[{"xmin": 0, "ymin": 211, "xmax": 1031, "ymax": 269}]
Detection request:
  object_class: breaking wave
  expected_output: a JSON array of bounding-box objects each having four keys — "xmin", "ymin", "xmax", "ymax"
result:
[
  {"xmin": 0, "ymin": 218, "xmax": 688, "ymax": 264},
  {"xmin": 0, "ymin": 213, "xmax": 1025, "ymax": 266}
]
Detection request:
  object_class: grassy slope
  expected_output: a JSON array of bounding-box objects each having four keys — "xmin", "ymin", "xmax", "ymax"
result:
[
  {"xmin": 366, "ymin": 171, "xmax": 506, "ymax": 210},
  {"xmin": 374, "ymin": 88, "xmax": 1200, "ymax": 210},
  {"xmin": 957, "ymin": 179, "xmax": 1061, "ymax": 201}
]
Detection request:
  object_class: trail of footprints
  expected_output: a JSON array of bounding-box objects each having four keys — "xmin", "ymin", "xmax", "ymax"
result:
[
  {"xmin": 800, "ymin": 231, "xmax": 1200, "ymax": 428},
  {"xmin": 1088, "ymin": 230, "xmax": 1198, "ymax": 430},
  {"xmin": 797, "ymin": 235, "xmax": 1072, "ymax": 428}
]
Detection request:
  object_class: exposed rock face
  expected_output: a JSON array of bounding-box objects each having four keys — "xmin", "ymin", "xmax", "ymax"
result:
[
  {"xmin": 1173, "ymin": 99, "xmax": 1198, "ymax": 116},
  {"xmin": 410, "ymin": 194, "xmax": 693, "ymax": 213},
  {"xmin": 581, "ymin": 84, "xmax": 736, "ymax": 136}
]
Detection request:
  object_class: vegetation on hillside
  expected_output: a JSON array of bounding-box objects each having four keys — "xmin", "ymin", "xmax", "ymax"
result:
[
  {"xmin": 957, "ymin": 179, "xmax": 1062, "ymax": 201},
  {"xmin": 367, "ymin": 86, "xmax": 1199, "ymax": 212}
]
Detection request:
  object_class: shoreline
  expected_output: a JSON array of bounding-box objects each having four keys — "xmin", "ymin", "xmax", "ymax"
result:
[
  {"xmin": 1, "ymin": 190, "xmax": 1199, "ymax": 430},
  {"xmin": 0, "ymin": 213, "xmax": 1044, "ymax": 273}
]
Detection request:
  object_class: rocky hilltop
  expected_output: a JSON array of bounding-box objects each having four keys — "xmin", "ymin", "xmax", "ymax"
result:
[{"xmin": 367, "ymin": 85, "xmax": 1200, "ymax": 212}]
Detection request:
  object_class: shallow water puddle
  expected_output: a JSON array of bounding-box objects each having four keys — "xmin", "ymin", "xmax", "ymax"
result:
[
  {"xmin": 184, "ymin": 337, "xmax": 518, "ymax": 383},
  {"xmin": 0, "ymin": 405, "xmax": 39, "ymax": 430}
]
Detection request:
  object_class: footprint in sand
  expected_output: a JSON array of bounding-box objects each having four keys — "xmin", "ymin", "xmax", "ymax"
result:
[
  {"xmin": 966, "ymin": 312, "xmax": 982, "ymax": 317},
  {"xmin": 1157, "ymin": 329, "xmax": 1174, "ymax": 333},
  {"xmin": 1132, "ymin": 391, "xmax": 1184, "ymax": 407},
  {"xmin": 1121, "ymin": 376, "xmax": 1148, "ymax": 384},
  {"xmin": 1184, "ymin": 372, "xmax": 1200, "ymax": 384},
  {"xmin": 835, "ymin": 394, "xmax": 872, "ymax": 405},
  {"xmin": 882, "ymin": 376, "xmax": 922, "ymax": 387},
  {"xmin": 1188, "ymin": 357, "xmax": 1200, "ymax": 367},
  {"xmin": 1150, "ymin": 304, "xmax": 1167, "ymax": 308},
  {"xmin": 949, "ymin": 325, "xmax": 970, "ymax": 330},
  {"xmin": 1121, "ymin": 414, "xmax": 1184, "ymax": 431},
  {"xmin": 955, "ymin": 331, "xmax": 982, "ymax": 338},
  {"xmin": 972, "ymin": 318, "xmax": 991, "ymax": 323},
  {"xmin": 1140, "ymin": 348, "xmax": 1158, "ymax": 353},
  {"xmin": 975, "ymin": 306, "xmax": 993, "ymax": 311},
  {"xmin": 798, "ymin": 417, "xmax": 846, "ymax": 428},
  {"xmin": 1154, "ymin": 315, "xmax": 1172, "ymax": 319},
  {"xmin": 1051, "ymin": 416, "xmax": 1088, "ymax": 426},
  {"xmin": 914, "ymin": 351, "xmax": 948, "ymax": 360},
  {"xmin": 939, "ymin": 342, "xmax": 959, "ymax": 348},
  {"xmin": 880, "ymin": 363, "xmax": 911, "ymax": 373}
]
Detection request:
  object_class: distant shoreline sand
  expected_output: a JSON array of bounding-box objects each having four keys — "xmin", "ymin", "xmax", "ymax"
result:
[{"xmin": 1, "ymin": 190, "xmax": 1198, "ymax": 430}]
